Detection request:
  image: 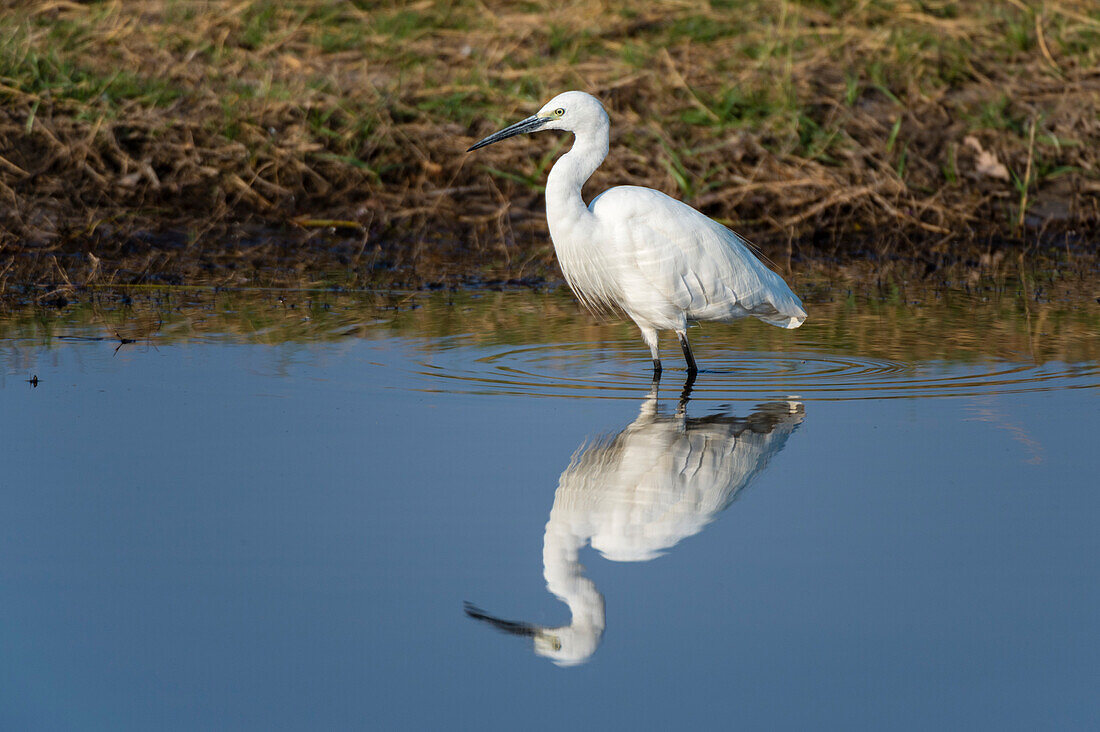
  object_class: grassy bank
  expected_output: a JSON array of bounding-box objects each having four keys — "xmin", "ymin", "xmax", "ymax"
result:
[{"xmin": 1, "ymin": 0, "xmax": 1099, "ymax": 290}]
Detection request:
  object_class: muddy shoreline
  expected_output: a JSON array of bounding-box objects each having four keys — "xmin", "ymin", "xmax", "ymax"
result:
[{"xmin": 3, "ymin": 223, "xmax": 1097, "ymax": 311}]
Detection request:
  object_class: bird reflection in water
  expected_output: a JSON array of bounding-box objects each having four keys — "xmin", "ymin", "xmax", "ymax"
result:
[{"xmin": 466, "ymin": 377, "xmax": 805, "ymax": 666}]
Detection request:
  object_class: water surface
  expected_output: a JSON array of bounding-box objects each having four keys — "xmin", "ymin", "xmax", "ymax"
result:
[{"xmin": 2, "ymin": 289, "xmax": 1098, "ymax": 729}]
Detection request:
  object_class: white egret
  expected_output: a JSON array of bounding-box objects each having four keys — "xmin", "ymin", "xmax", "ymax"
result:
[
  {"xmin": 466, "ymin": 387, "xmax": 806, "ymax": 666},
  {"xmin": 468, "ymin": 91, "xmax": 807, "ymax": 374}
]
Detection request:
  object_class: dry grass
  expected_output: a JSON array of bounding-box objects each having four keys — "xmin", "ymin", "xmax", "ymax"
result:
[{"xmin": 1, "ymin": 0, "xmax": 1098, "ymax": 289}]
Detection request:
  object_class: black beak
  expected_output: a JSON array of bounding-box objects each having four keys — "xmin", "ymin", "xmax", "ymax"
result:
[
  {"xmin": 467, "ymin": 114, "xmax": 547, "ymax": 152},
  {"xmin": 464, "ymin": 602, "xmax": 538, "ymax": 637}
]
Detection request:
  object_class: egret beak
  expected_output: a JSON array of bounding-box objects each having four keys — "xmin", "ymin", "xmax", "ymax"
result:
[
  {"xmin": 467, "ymin": 114, "xmax": 547, "ymax": 152},
  {"xmin": 463, "ymin": 602, "xmax": 538, "ymax": 637}
]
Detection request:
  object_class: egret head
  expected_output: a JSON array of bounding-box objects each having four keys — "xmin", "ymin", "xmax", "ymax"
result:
[
  {"xmin": 467, "ymin": 91, "xmax": 608, "ymax": 152},
  {"xmin": 463, "ymin": 602, "xmax": 602, "ymax": 666}
]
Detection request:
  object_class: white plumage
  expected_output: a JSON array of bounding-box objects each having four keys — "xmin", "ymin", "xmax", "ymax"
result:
[
  {"xmin": 466, "ymin": 394, "xmax": 806, "ymax": 666},
  {"xmin": 469, "ymin": 91, "xmax": 807, "ymax": 373}
]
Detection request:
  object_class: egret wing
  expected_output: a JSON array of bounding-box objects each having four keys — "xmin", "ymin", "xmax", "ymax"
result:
[{"xmin": 591, "ymin": 186, "xmax": 805, "ymax": 327}]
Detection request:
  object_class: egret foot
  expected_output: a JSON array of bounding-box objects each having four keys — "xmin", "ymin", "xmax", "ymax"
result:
[{"xmin": 677, "ymin": 332, "xmax": 698, "ymax": 374}]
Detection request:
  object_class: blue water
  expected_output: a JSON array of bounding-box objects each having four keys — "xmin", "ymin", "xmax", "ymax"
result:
[{"xmin": 2, "ymin": 296, "xmax": 1098, "ymax": 730}]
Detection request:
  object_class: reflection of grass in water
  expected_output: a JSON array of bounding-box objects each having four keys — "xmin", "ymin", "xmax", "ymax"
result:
[{"xmin": 2, "ymin": 287, "xmax": 1097, "ymax": 367}]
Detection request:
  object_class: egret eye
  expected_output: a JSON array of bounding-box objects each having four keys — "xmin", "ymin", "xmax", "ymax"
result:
[{"xmin": 555, "ymin": 108, "xmax": 565, "ymax": 117}]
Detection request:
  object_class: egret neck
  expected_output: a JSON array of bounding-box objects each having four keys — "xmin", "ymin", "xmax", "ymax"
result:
[{"xmin": 544, "ymin": 116, "xmax": 608, "ymax": 237}]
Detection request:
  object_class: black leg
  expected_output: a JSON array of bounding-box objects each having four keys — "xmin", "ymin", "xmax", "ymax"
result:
[
  {"xmin": 678, "ymin": 332, "xmax": 698, "ymax": 374},
  {"xmin": 652, "ymin": 358, "xmax": 662, "ymax": 375},
  {"xmin": 680, "ymin": 371, "xmax": 697, "ymax": 400},
  {"xmin": 677, "ymin": 371, "xmax": 697, "ymax": 414}
]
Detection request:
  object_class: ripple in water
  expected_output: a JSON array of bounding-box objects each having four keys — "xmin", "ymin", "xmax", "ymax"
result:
[{"xmin": 410, "ymin": 341, "xmax": 1098, "ymax": 401}]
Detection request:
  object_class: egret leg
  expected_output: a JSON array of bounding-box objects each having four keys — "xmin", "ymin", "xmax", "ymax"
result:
[
  {"xmin": 677, "ymin": 330, "xmax": 698, "ymax": 374},
  {"xmin": 645, "ymin": 378, "xmax": 661, "ymax": 403},
  {"xmin": 676, "ymin": 371, "xmax": 697, "ymax": 416},
  {"xmin": 639, "ymin": 326, "xmax": 661, "ymax": 375}
]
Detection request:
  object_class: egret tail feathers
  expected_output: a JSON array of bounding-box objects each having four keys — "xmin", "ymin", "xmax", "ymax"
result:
[{"xmin": 751, "ymin": 300, "xmax": 807, "ymax": 329}]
